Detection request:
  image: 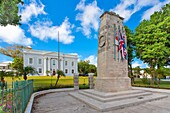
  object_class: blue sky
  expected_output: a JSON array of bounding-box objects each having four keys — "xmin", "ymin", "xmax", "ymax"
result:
[{"xmin": 0, "ymin": 0, "xmax": 169, "ymax": 68}]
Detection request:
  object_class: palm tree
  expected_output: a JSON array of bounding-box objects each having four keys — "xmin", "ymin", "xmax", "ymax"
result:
[
  {"xmin": 55, "ymin": 70, "xmax": 65, "ymax": 87},
  {"xmin": 21, "ymin": 66, "xmax": 37, "ymax": 80}
]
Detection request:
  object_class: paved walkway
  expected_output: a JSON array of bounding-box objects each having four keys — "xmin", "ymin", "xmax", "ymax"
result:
[{"xmin": 31, "ymin": 88, "xmax": 170, "ymax": 113}]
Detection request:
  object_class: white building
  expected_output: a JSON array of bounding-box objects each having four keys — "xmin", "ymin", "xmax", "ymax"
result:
[
  {"xmin": 0, "ymin": 61, "xmax": 12, "ymax": 72},
  {"xmin": 23, "ymin": 49, "xmax": 78, "ymax": 76}
]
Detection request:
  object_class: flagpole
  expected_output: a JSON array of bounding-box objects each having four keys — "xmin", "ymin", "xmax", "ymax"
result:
[
  {"xmin": 114, "ymin": 25, "xmax": 116, "ymax": 61},
  {"xmin": 58, "ymin": 31, "xmax": 60, "ymax": 70},
  {"xmin": 118, "ymin": 27, "xmax": 120, "ymax": 62}
]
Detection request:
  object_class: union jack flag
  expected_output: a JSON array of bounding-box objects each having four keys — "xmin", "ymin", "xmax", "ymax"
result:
[{"xmin": 118, "ymin": 31, "xmax": 127, "ymax": 60}]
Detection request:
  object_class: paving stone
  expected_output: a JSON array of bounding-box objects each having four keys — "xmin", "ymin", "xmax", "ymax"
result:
[{"xmin": 32, "ymin": 90, "xmax": 170, "ymax": 113}]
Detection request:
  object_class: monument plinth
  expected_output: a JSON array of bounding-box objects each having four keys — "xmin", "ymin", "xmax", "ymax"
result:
[{"xmin": 95, "ymin": 11, "xmax": 131, "ymax": 92}]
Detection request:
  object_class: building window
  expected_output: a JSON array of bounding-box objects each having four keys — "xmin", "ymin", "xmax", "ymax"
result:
[
  {"xmin": 38, "ymin": 68, "xmax": 42, "ymax": 74},
  {"xmin": 65, "ymin": 61, "xmax": 67, "ymax": 66},
  {"xmin": 72, "ymin": 62, "xmax": 74, "ymax": 66},
  {"xmin": 65, "ymin": 69, "xmax": 68, "ymax": 74},
  {"xmin": 53, "ymin": 60, "xmax": 55, "ymax": 65},
  {"xmin": 72, "ymin": 69, "xmax": 74, "ymax": 74},
  {"xmin": 38, "ymin": 59, "xmax": 42, "ymax": 64},
  {"xmin": 29, "ymin": 58, "xmax": 33, "ymax": 64},
  {"xmin": 3, "ymin": 66, "xmax": 5, "ymax": 69}
]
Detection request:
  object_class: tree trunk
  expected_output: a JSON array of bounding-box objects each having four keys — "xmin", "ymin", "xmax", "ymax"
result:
[
  {"xmin": 150, "ymin": 65, "xmax": 154, "ymax": 85},
  {"xmin": 130, "ymin": 64, "xmax": 134, "ymax": 84},
  {"xmin": 23, "ymin": 73, "xmax": 27, "ymax": 80},
  {"xmin": 158, "ymin": 78, "xmax": 160, "ymax": 88},
  {"xmin": 157, "ymin": 64, "xmax": 160, "ymax": 87},
  {"xmin": 55, "ymin": 75, "xmax": 60, "ymax": 87}
]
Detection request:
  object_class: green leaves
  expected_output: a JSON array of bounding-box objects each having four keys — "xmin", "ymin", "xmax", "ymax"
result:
[
  {"xmin": 11, "ymin": 57, "xmax": 23, "ymax": 71},
  {"xmin": 135, "ymin": 3, "xmax": 170, "ymax": 67},
  {"xmin": 57, "ymin": 70, "xmax": 65, "ymax": 77},
  {"xmin": 0, "ymin": 0, "xmax": 23, "ymax": 26},
  {"xmin": 78, "ymin": 60, "xmax": 97, "ymax": 74},
  {"xmin": 124, "ymin": 26, "xmax": 135, "ymax": 65},
  {"xmin": 23, "ymin": 66, "xmax": 37, "ymax": 75}
]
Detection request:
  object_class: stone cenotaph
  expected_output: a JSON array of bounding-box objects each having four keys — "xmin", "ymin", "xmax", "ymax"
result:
[
  {"xmin": 70, "ymin": 11, "xmax": 167, "ymax": 112},
  {"xmin": 95, "ymin": 11, "xmax": 131, "ymax": 92}
]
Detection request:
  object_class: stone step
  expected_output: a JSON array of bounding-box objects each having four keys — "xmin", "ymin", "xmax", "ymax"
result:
[
  {"xmin": 79, "ymin": 91, "xmax": 152, "ymax": 102},
  {"xmin": 69, "ymin": 91, "xmax": 168, "ymax": 112},
  {"xmin": 83, "ymin": 89, "xmax": 145, "ymax": 98}
]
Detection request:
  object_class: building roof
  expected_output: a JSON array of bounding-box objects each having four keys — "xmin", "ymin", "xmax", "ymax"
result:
[
  {"xmin": 23, "ymin": 49, "xmax": 78, "ymax": 58},
  {"xmin": 0, "ymin": 61, "xmax": 12, "ymax": 66}
]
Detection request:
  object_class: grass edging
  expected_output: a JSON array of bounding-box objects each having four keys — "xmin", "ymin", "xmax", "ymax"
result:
[{"xmin": 24, "ymin": 88, "xmax": 74, "ymax": 113}]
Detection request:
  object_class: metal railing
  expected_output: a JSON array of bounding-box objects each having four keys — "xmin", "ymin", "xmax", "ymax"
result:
[{"xmin": 0, "ymin": 80, "xmax": 33, "ymax": 113}]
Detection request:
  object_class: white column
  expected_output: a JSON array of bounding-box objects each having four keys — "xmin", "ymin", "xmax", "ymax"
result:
[
  {"xmin": 48, "ymin": 58, "xmax": 51, "ymax": 73},
  {"xmin": 43, "ymin": 58, "xmax": 46, "ymax": 76}
]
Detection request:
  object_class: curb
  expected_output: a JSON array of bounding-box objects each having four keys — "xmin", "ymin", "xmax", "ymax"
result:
[{"xmin": 24, "ymin": 88, "xmax": 74, "ymax": 113}]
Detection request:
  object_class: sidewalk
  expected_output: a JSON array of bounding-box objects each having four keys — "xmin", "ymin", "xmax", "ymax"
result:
[{"xmin": 31, "ymin": 88, "xmax": 170, "ymax": 113}]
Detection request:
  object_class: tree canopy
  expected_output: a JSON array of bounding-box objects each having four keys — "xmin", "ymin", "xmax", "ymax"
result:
[
  {"xmin": 10, "ymin": 57, "xmax": 23, "ymax": 71},
  {"xmin": 0, "ymin": 0, "xmax": 23, "ymax": 26},
  {"xmin": 78, "ymin": 60, "xmax": 97, "ymax": 74},
  {"xmin": 135, "ymin": 3, "xmax": 170, "ymax": 68},
  {"xmin": 125, "ymin": 26, "xmax": 135, "ymax": 78},
  {"xmin": 0, "ymin": 45, "xmax": 26, "ymax": 58},
  {"xmin": 135, "ymin": 3, "xmax": 170, "ymax": 84},
  {"xmin": 125, "ymin": 26, "xmax": 135, "ymax": 67},
  {"xmin": 11, "ymin": 57, "xmax": 37, "ymax": 80}
]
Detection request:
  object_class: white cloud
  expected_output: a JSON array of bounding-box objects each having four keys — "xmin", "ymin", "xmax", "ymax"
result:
[
  {"xmin": 75, "ymin": 0, "xmax": 103, "ymax": 37},
  {"xmin": 0, "ymin": 25, "xmax": 32, "ymax": 46},
  {"xmin": 29, "ymin": 17, "xmax": 75, "ymax": 44},
  {"xmin": 132, "ymin": 61, "xmax": 148, "ymax": 68},
  {"xmin": 20, "ymin": 1, "xmax": 46, "ymax": 24},
  {"xmin": 141, "ymin": 0, "xmax": 170, "ymax": 21},
  {"xmin": 69, "ymin": 53, "xmax": 78, "ymax": 56},
  {"xmin": 84, "ymin": 55, "xmax": 97, "ymax": 66},
  {"xmin": 110, "ymin": 0, "xmax": 160, "ymax": 22}
]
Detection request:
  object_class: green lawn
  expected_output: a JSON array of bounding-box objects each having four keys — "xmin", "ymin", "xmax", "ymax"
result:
[
  {"xmin": 4, "ymin": 76, "xmax": 170, "ymax": 91},
  {"xmin": 133, "ymin": 78, "xmax": 170, "ymax": 89},
  {"xmin": 3, "ymin": 76, "xmax": 92, "ymax": 91}
]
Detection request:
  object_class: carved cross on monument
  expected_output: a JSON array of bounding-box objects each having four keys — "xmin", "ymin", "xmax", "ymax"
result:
[{"xmin": 95, "ymin": 11, "xmax": 131, "ymax": 92}]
